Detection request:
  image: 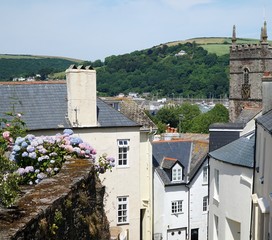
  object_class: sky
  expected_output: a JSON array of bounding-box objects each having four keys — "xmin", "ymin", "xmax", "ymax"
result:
[{"xmin": 1, "ymin": 0, "xmax": 272, "ymax": 61}]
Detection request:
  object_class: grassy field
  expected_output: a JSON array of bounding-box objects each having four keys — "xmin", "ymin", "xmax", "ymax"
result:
[{"xmin": 165, "ymin": 37, "xmax": 272, "ymax": 56}]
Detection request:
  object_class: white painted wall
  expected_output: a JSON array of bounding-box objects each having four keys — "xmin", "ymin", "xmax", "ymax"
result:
[
  {"xmin": 66, "ymin": 68, "xmax": 97, "ymax": 127},
  {"xmin": 79, "ymin": 128, "xmax": 141, "ymax": 239},
  {"xmin": 189, "ymin": 160, "xmax": 209, "ymax": 240},
  {"xmin": 154, "ymin": 171, "xmax": 189, "ymax": 240},
  {"xmin": 252, "ymin": 124, "xmax": 272, "ymax": 240},
  {"xmin": 139, "ymin": 132, "xmax": 153, "ymax": 240},
  {"xmin": 209, "ymin": 158, "xmax": 253, "ymax": 240}
]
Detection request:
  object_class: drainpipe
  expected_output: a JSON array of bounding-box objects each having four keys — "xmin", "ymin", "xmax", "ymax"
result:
[
  {"xmin": 250, "ymin": 122, "xmax": 257, "ymax": 240},
  {"xmin": 207, "ymin": 155, "xmax": 210, "ymax": 240},
  {"xmin": 186, "ymin": 184, "xmax": 190, "ymax": 240}
]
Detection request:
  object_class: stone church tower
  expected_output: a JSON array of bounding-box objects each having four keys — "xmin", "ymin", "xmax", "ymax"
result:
[{"xmin": 229, "ymin": 22, "xmax": 272, "ymax": 122}]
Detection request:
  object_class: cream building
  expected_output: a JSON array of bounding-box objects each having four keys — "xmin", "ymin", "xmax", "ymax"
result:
[{"xmin": 0, "ymin": 65, "xmax": 156, "ymax": 240}]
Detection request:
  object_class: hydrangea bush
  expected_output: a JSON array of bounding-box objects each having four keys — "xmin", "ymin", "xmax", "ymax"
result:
[
  {"xmin": 10, "ymin": 129, "xmax": 115, "ymax": 185},
  {"xmin": 0, "ymin": 113, "xmax": 115, "ymax": 207}
]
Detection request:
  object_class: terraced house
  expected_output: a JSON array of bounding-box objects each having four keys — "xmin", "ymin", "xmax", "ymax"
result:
[{"xmin": 0, "ymin": 65, "xmax": 156, "ymax": 240}]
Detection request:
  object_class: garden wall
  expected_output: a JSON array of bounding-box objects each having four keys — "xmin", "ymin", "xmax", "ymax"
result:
[{"xmin": 0, "ymin": 158, "xmax": 110, "ymax": 240}]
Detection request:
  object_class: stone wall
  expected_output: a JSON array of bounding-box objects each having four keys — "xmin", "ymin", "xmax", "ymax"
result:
[{"xmin": 0, "ymin": 159, "xmax": 110, "ymax": 240}]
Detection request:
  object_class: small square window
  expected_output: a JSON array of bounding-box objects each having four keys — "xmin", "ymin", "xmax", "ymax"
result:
[{"xmin": 171, "ymin": 200, "xmax": 183, "ymax": 214}]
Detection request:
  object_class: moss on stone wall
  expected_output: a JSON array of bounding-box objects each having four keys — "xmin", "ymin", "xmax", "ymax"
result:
[{"xmin": 0, "ymin": 159, "xmax": 110, "ymax": 240}]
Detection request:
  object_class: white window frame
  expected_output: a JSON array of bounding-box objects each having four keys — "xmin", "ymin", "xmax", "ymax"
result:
[
  {"xmin": 203, "ymin": 166, "xmax": 208, "ymax": 184},
  {"xmin": 117, "ymin": 196, "xmax": 129, "ymax": 224},
  {"xmin": 214, "ymin": 214, "xmax": 219, "ymax": 240},
  {"xmin": 172, "ymin": 166, "xmax": 182, "ymax": 182},
  {"xmin": 117, "ymin": 139, "xmax": 129, "ymax": 167},
  {"xmin": 171, "ymin": 200, "xmax": 183, "ymax": 214},
  {"xmin": 214, "ymin": 169, "xmax": 219, "ymax": 201},
  {"xmin": 203, "ymin": 196, "xmax": 208, "ymax": 212}
]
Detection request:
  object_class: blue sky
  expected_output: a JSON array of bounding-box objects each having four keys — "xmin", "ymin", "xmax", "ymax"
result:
[{"xmin": 1, "ymin": 0, "xmax": 272, "ymax": 61}]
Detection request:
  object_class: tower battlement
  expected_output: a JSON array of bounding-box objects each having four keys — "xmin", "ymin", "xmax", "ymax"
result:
[
  {"xmin": 229, "ymin": 22, "xmax": 272, "ymax": 123},
  {"xmin": 230, "ymin": 43, "xmax": 272, "ymax": 59}
]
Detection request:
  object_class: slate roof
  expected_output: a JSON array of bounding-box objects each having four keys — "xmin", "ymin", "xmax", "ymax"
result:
[
  {"xmin": 256, "ymin": 109, "xmax": 272, "ymax": 133},
  {"xmin": 152, "ymin": 139, "xmax": 208, "ymax": 186},
  {"xmin": 235, "ymin": 107, "xmax": 262, "ymax": 124},
  {"xmin": 208, "ymin": 132, "xmax": 255, "ymax": 168},
  {"xmin": 119, "ymin": 99, "xmax": 158, "ymax": 131},
  {"xmin": 161, "ymin": 157, "xmax": 178, "ymax": 169},
  {"xmin": 0, "ymin": 81, "xmax": 139, "ymax": 130}
]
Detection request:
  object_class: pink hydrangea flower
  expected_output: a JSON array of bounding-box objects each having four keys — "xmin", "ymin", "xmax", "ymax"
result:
[{"xmin": 2, "ymin": 131, "xmax": 10, "ymax": 139}]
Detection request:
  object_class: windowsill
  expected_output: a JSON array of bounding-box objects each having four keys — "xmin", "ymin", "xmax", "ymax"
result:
[
  {"xmin": 117, "ymin": 222, "xmax": 129, "ymax": 226},
  {"xmin": 202, "ymin": 182, "xmax": 208, "ymax": 186},
  {"xmin": 171, "ymin": 212, "xmax": 184, "ymax": 215},
  {"xmin": 116, "ymin": 165, "xmax": 129, "ymax": 169}
]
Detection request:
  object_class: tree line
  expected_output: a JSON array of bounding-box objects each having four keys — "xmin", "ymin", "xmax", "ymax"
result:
[
  {"xmin": 86, "ymin": 42, "xmax": 230, "ymax": 98},
  {"xmin": 147, "ymin": 103, "xmax": 229, "ymax": 134}
]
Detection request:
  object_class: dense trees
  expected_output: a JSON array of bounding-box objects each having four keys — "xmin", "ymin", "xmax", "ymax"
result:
[
  {"xmin": 151, "ymin": 103, "xmax": 229, "ymax": 134},
  {"xmin": 95, "ymin": 43, "xmax": 229, "ymax": 98},
  {"xmin": 0, "ymin": 43, "xmax": 229, "ymax": 99},
  {"xmin": 0, "ymin": 58, "xmax": 78, "ymax": 80}
]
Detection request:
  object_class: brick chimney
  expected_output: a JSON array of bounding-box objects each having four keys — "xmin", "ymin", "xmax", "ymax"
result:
[
  {"xmin": 65, "ymin": 65, "xmax": 97, "ymax": 127},
  {"xmin": 262, "ymin": 72, "xmax": 272, "ymax": 114}
]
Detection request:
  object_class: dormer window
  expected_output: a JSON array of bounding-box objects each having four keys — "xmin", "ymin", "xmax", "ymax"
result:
[{"xmin": 172, "ymin": 164, "xmax": 183, "ymax": 182}]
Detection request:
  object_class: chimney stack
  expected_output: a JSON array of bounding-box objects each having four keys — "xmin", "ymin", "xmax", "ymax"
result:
[
  {"xmin": 66, "ymin": 65, "xmax": 97, "ymax": 127},
  {"xmin": 262, "ymin": 72, "xmax": 272, "ymax": 114}
]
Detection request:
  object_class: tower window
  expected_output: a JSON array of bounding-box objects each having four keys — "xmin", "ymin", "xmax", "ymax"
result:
[{"xmin": 243, "ymin": 68, "xmax": 249, "ymax": 84}]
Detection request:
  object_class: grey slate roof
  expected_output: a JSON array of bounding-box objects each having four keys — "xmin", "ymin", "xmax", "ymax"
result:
[
  {"xmin": 161, "ymin": 157, "xmax": 178, "ymax": 169},
  {"xmin": 153, "ymin": 141, "xmax": 191, "ymax": 186},
  {"xmin": 208, "ymin": 132, "xmax": 255, "ymax": 168},
  {"xmin": 235, "ymin": 107, "xmax": 262, "ymax": 124},
  {"xmin": 153, "ymin": 141, "xmax": 191, "ymax": 170},
  {"xmin": 256, "ymin": 109, "xmax": 272, "ymax": 133},
  {"xmin": 0, "ymin": 81, "xmax": 139, "ymax": 130}
]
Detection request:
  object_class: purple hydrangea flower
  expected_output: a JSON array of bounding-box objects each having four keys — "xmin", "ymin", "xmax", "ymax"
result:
[
  {"xmin": 25, "ymin": 166, "xmax": 34, "ymax": 173},
  {"xmin": 26, "ymin": 145, "xmax": 35, "ymax": 153},
  {"xmin": 13, "ymin": 145, "xmax": 21, "ymax": 152},
  {"xmin": 15, "ymin": 137, "xmax": 25, "ymax": 145},
  {"xmin": 17, "ymin": 168, "xmax": 25, "ymax": 175},
  {"xmin": 49, "ymin": 152, "xmax": 57, "ymax": 157},
  {"xmin": 63, "ymin": 129, "xmax": 74, "ymax": 135},
  {"xmin": 22, "ymin": 151, "xmax": 29, "ymax": 157},
  {"xmin": 21, "ymin": 141, "xmax": 28, "ymax": 148},
  {"xmin": 29, "ymin": 152, "xmax": 37, "ymax": 159},
  {"xmin": 37, "ymin": 173, "xmax": 47, "ymax": 179},
  {"xmin": 70, "ymin": 137, "xmax": 83, "ymax": 146}
]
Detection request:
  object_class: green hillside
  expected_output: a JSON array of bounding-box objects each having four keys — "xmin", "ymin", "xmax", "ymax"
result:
[
  {"xmin": 93, "ymin": 42, "xmax": 229, "ymax": 98},
  {"xmin": 0, "ymin": 55, "xmax": 82, "ymax": 80},
  {"xmin": 0, "ymin": 37, "xmax": 265, "ymax": 98}
]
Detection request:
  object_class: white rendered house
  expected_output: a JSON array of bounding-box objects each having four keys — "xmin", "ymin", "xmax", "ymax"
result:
[
  {"xmin": 208, "ymin": 133, "xmax": 255, "ymax": 240},
  {"xmin": 153, "ymin": 139, "xmax": 209, "ymax": 240},
  {"xmin": 251, "ymin": 72, "xmax": 272, "ymax": 240}
]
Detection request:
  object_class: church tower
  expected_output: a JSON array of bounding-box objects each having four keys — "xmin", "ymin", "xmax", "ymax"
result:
[{"xmin": 229, "ymin": 22, "xmax": 272, "ymax": 122}]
